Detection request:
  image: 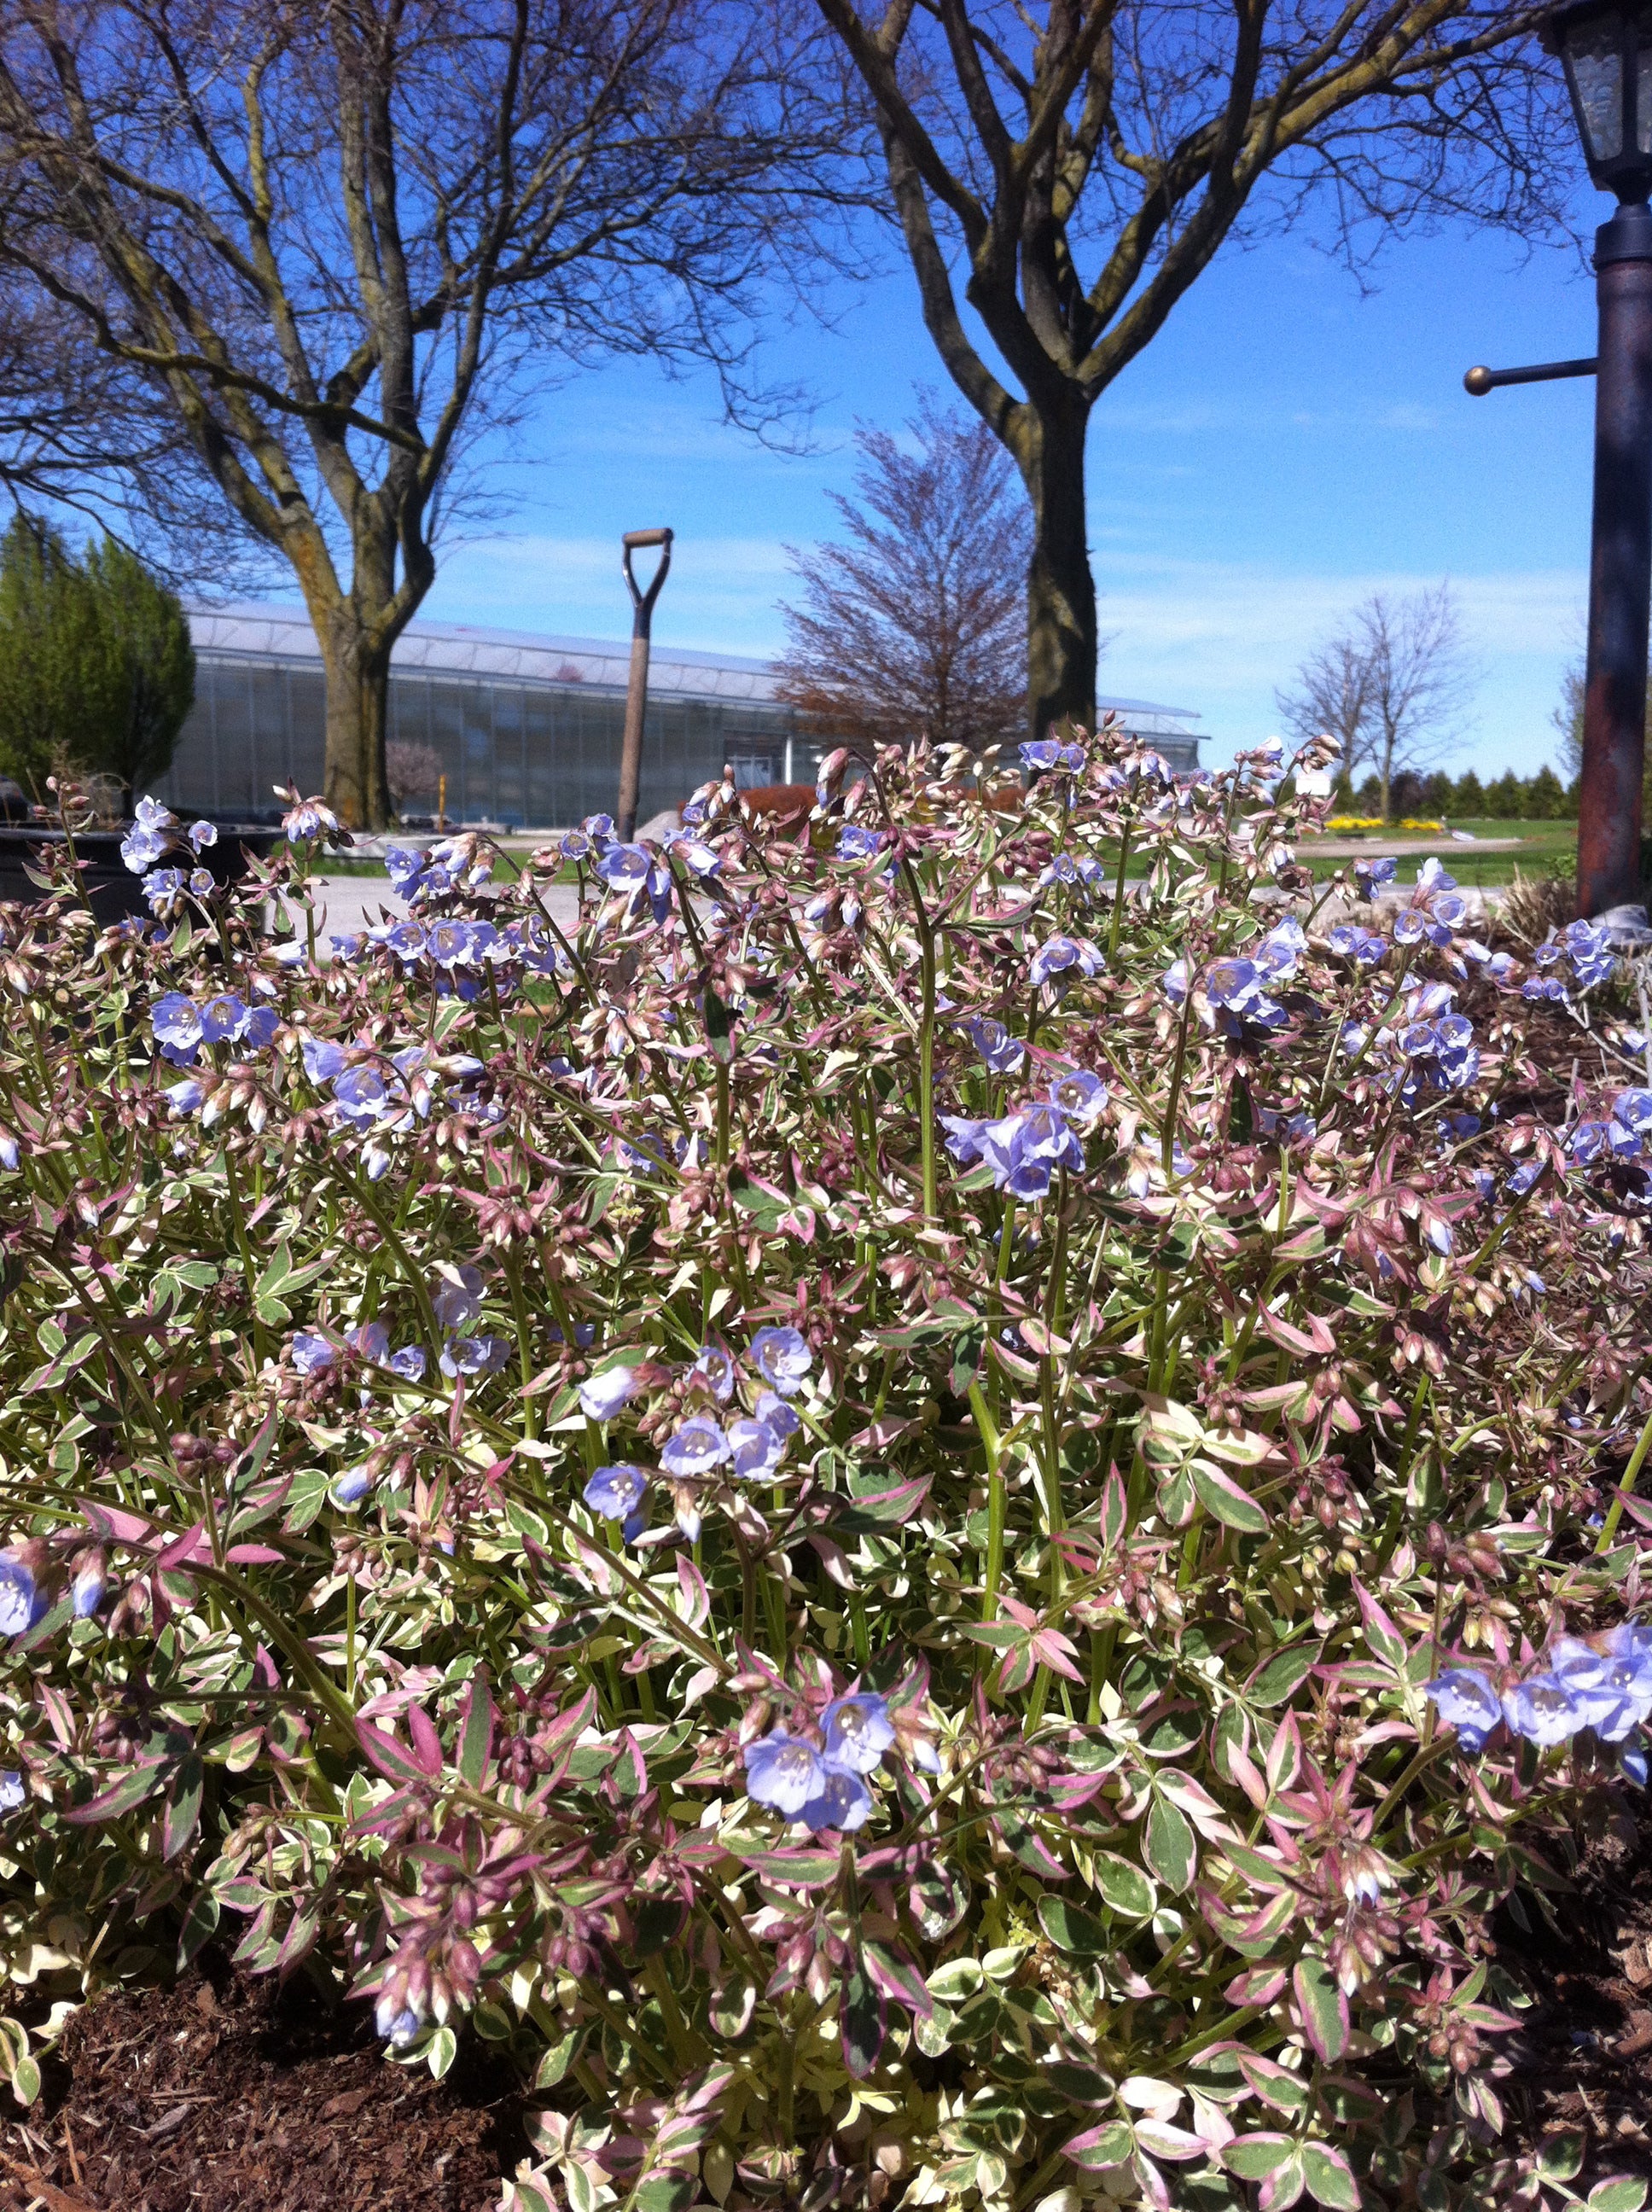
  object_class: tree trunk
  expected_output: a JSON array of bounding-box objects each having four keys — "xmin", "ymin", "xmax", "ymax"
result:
[
  {"xmin": 1020, "ymin": 394, "xmax": 1096, "ymax": 743},
  {"xmin": 314, "ymin": 608, "xmax": 392, "ymax": 830}
]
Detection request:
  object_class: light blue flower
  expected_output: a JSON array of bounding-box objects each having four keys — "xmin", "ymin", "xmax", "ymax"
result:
[
  {"xmin": 821, "ymin": 1693, "xmax": 895, "ymax": 1773},
  {"xmin": 753, "ymin": 1390, "xmax": 800, "ymax": 1440},
  {"xmin": 1502, "ymin": 1671, "xmax": 1582, "ymax": 1747},
  {"xmin": 1424, "ymin": 1668, "xmax": 1501, "ymax": 1753},
  {"xmin": 188, "ymin": 820, "xmax": 217, "ymax": 851},
  {"xmin": 0, "ymin": 1772, "xmax": 24, "ymax": 1812},
  {"xmin": 969, "ymin": 1018, "xmax": 1024, "ymax": 1074},
  {"xmin": 120, "ymin": 823, "xmax": 168, "ymax": 873},
  {"xmin": 440, "ymin": 1334, "xmax": 508, "ymax": 1377},
  {"xmin": 1354, "ymin": 855, "xmax": 1398, "ymax": 890},
  {"xmin": 142, "ymin": 866, "xmax": 189, "ymax": 915},
  {"xmin": 164, "ymin": 1076, "xmax": 208, "ymax": 1117},
  {"xmin": 799, "ymin": 1765, "xmax": 874, "ymax": 1834},
  {"xmin": 661, "ymin": 1417, "xmax": 730, "ymax": 1476},
  {"xmin": 727, "ymin": 1417, "xmax": 784, "ymax": 1481},
  {"xmin": 1049, "ymin": 1068, "xmax": 1107, "ymax": 1126},
  {"xmin": 584, "ymin": 1464, "xmax": 649, "ymax": 1522},
  {"xmin": 151, "ymin": 992, "xmax": 203, "ymax": 1062},
  {"xmin": 0, "ymin": 1555, "xmax": 37, "ymax": 1638},
  {"xmin": 1030, "ymin": 934, "xmax": 1102, "ymax": 991},
  {"xmin": 301, "ymin": 1034, "xmax": 347, "ymax": 1085},
  {"xmin": 292, "ymin": 1332, "xmax": 336, "ymax": 1376},
  {"xmin": 386, "ymin": 1346, "xmax": 427, "ymax": 1382},
  {"xmin": 200, "ymin": 992, "xmax": 249, "ymax": 1044},
  {"xmin": 333, "ymin": 1065, "xmax": 393, "ymax": 1126},
  {"xmin": 744, "ymin": 1730, "xmax": 828, "ymax": 1816},
  {"xmin": 752, "ymin": 1327, "xmax": 811, "ymax": 1397},
  {"xmin": 580, "ymin": 1366, "xmax": 641, "ymax": 1423},
  {"xmin": 384, "ymin": 844, "xmax": 428, "ymax": 898},
  {"xmin": 691, "ymin": 1342, "xmax": 737, "ymax": 1402}
]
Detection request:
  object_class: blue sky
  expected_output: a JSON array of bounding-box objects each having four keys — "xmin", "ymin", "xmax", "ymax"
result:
[{"xmin": 420, "ymin": 182, "xmax": 1609, "ymax": 783}]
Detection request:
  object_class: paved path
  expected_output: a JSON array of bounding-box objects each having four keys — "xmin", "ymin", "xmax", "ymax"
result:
[{"xmin": 277, "ymin": 875, "xmax": 582, "ymax": 949}]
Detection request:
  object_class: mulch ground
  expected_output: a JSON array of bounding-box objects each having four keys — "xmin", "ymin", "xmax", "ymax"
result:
[
  {"xmin": 1493, "ymin": 1805, "xmax": 1652, "ymax": 2180},
  {"xmin": 0, "ymin": 1963, "xmax": 526, "ymax": 2212}
]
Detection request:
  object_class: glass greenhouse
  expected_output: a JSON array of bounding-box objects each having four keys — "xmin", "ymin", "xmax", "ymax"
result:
[{"xmin": 153, "ymin": 602, "xmax": 1203, "ymax": 829}]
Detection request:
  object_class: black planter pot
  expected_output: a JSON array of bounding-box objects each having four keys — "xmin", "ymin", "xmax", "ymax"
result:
[{"xmin": 0, "ymin": 822, "xmax": 282, "ymax": 929}]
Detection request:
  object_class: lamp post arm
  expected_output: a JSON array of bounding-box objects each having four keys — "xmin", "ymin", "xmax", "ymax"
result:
[{"xmin": 1463, "ymin": 357, "xmax": 1598, "ymax": 394}]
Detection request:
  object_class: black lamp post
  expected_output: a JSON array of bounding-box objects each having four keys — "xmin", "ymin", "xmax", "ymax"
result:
[{"xmin": 1467, "ymin": 1, "xmax": 1652, "ymax": 923}]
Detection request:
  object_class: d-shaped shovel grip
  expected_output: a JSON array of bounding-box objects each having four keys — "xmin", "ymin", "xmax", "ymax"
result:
[{"xmin": 622, "ymin": 528, "xmax": 673, "ymax": 621}]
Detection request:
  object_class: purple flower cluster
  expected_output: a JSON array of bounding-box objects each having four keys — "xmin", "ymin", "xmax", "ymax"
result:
[
  {"xmin": 1528, "ymin": 917, "xmax": 1619, "ymax": 997},
  {"xmin": 1428, "ymin": 1625, "xmax": 1652, "ymax": 1782},
  {"xmin": 941, "ymin": 1070, "xmax": 1105, "ymax": 1200},
  {"xmin": 1021, "ymin": 737, "xmax": 1085, "ymax": 774},
  {"xmin": 743, "ymin": 1691, "xmax": 899, "ymax": 1834},
  {"xmin": 1029, "ymin": 934, "xmax": 1103, "ymax": 992},
  {"xmin": 580, "ymin": 1329, "xmax": 812, "ymax": 1546},
  {"xmin": 151, "ymin": 990, "xmax": 280, "ymax": 1065}
]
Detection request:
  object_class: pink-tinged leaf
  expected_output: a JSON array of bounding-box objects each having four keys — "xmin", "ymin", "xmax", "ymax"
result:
[
  {"xmin": 833, "ymin": 1474, "xmax": 934, "ymax": 1530},
  {"xmin": 999, "ymin": 1643, "xmax": 1038, "ymax": 1696},
  {"xmin": 864, "ymin": 1942, "xmax": 932, "ymax": 2019},
  {"xmin": 1259, "ymin": 2152, "xmax": 1307, "ymax": 2212},
  {"xmin": 161, "ymin": 1755, "xmax": 203, "ymax": 1861},
  {"xmin": 675, "ymin": 1553, "xmax": 711, "ymax": 1627},
  {"xmin": 39, "ymin": 1683, "xmax": 74, "ymax": 1749},
  {"xmin": 65, "ymin": 1755, "xmax": 169, "ymax": 1824},
  {"xmin": 405, "ymin": 1703, "xmax": 445, "ymax": 1778},
  {"xmin": 841, "ymin": 1960, "xmax": 884, "ymax": 2079},
  {"xmin": 276, "ymin": 1901, "xmax": 320, "ymax": 1973},
  {"xmin": 224, "ymin": 1542, "xmax": 286, "ymax": 1564},
  {"xmin": 82, "ymin": 1503, "xmax": 154, "ymax": 1544},
  {"xmin": 1352, "ymin": 1580, "xmax": 1408, "ymax": 1670},
  {"xmin": 457, "ymin": 1672, "xmax": 495, "ymax": 1788},
  {"xmin": 1190, "ymin": 1458, "xmax": 1269, "ymax": 1534},
  {"xmin": 1029, "ymin": 1627, "xmax": 1085, "ymax": 1681},
  {"xmin": 1223, "ymin": 2134, "xmax": 1300, "ymax": 2181},
  {"xmin": 1257, "ymin": 1307, "xmax": 1335, "ymax": 1357},
  {"xmin": 736, "ymin": 1845, "xmax": 844, "ymax": 1889},
  {"xmin": 155, "ymin": 1520, "xmax": 210, "ymax": 1569},
  {"xmin": 1099, "ymin": 1468, "xmax": 1128, "ymax": 1554},
  {"xmin": 1133, "ymin": 2122, "xmax": 1210, "ymax": 2163},
  {"xmin": 1157, "ymin": 1770, "xmax": 1236, "ymax": 1841},
  {"xmin": 1293, "ymin": 1956, "xmax": 1349, "ymax": 2063},
  {"xmin": 355, "ymin": 1718, "xmax": 433, "ymax": 1787},
  {"xmin": 1062, "ymin": 2118, "xmax": 1135, "ymax": 2171},
  {"xmin": 1265, "ymin": 1714, "xmax": 1303, "ymax": 1797},
  {"xmin": 1226, "ymin": 1968, "xmax": 1289, "ymax": 2007},
  {"xmin": 1300, "ymin": 2141, "xmax": 1360, "ymax": 2210},
  {"xmin": 805, "ymin": 1533, "xmax": 855, "ymax": 1589},
  {"xmin": 347, "ymin": 1783, "xmax": 425, "ymax": 1839}
]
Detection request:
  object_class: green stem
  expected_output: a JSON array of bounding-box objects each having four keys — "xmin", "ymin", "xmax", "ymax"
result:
[
  {"xmin": 971, "ymin": 1379, "xmax": 1007, "ymax": 1621},
  {"xmin": 1597, "ymin": 1401, "xmax": 1652, "ymax": 1554},
  {"xmin": 1107, "ymin": 821, "xmax": 1132, "ymax": 960}
]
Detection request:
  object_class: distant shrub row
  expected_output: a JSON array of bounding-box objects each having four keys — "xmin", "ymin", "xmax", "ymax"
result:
[{"xmin": 1335, "ymin": 765, "xmax": 1573, "ymax": 821}]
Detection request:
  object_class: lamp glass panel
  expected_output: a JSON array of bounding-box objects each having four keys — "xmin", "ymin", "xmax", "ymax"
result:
[
  {"xmin": 1639, "ymin": 31, "xmax": 1652, "ymax": 148},
  {"xmin": 1568, "ymin": 19, "xmax": 1625, "ymax": 159}
]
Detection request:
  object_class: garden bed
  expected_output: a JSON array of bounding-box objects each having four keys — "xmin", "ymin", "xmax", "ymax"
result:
[{"xmin": 2, "ymin": 1964, "xmax": 521, "ymax": 2211}]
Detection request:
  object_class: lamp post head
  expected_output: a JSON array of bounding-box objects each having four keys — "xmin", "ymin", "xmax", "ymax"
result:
[{"xmin": 1544, "ymin": 0, "xmax": 1652, "ymax": 201}]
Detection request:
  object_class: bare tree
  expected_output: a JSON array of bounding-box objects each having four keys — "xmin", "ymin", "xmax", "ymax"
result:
[
  {"xmin": 810, "ymin": 3, "xmax": 1572, "ymax": 743},
  {"xmin": 775, "ymin": 396, "xmax": 1032, "ymax": 751},
  {"xmin": 0, "ymin": 1, "xmax": 853, "ymax": 824},
  {"xmin": 1279, "ymin": 585, "xmax": 1475, "ymax": 820}
]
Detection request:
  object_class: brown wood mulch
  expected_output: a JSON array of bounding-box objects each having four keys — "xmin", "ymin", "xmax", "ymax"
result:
[{"xmin": 0, "ymin": 1964, "xmax": 524, "ymax": 2212}]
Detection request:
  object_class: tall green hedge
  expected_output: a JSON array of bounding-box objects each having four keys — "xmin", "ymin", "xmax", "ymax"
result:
[{"xmin": 0, "ymin": 516, "xmax": 194, "ymax": 804}]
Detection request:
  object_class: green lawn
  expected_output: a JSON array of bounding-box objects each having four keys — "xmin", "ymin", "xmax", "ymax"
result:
[
  {"xmin": 1304, "ymin": 818, "xmax": 1576, "ymax": 890},
  {"xmin": 301, "ymin": 819, "xmax": 1580, "ymax": 894}
]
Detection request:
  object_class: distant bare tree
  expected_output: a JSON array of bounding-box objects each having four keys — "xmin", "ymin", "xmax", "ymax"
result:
[
  {"xmin": 1278, "ymin": 585, "xmax": 1476, "ymax": 821},
  {"xmin": 0, "ymin": 0, "xmax": 857, "ymax": 825},
  {"xmin": 775, "ymin": 398, "xmax": 1032, "ymax": 752},
  {"xmin": 387, "ymin": 737, "xmax": 443, "ymax": 814}
]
